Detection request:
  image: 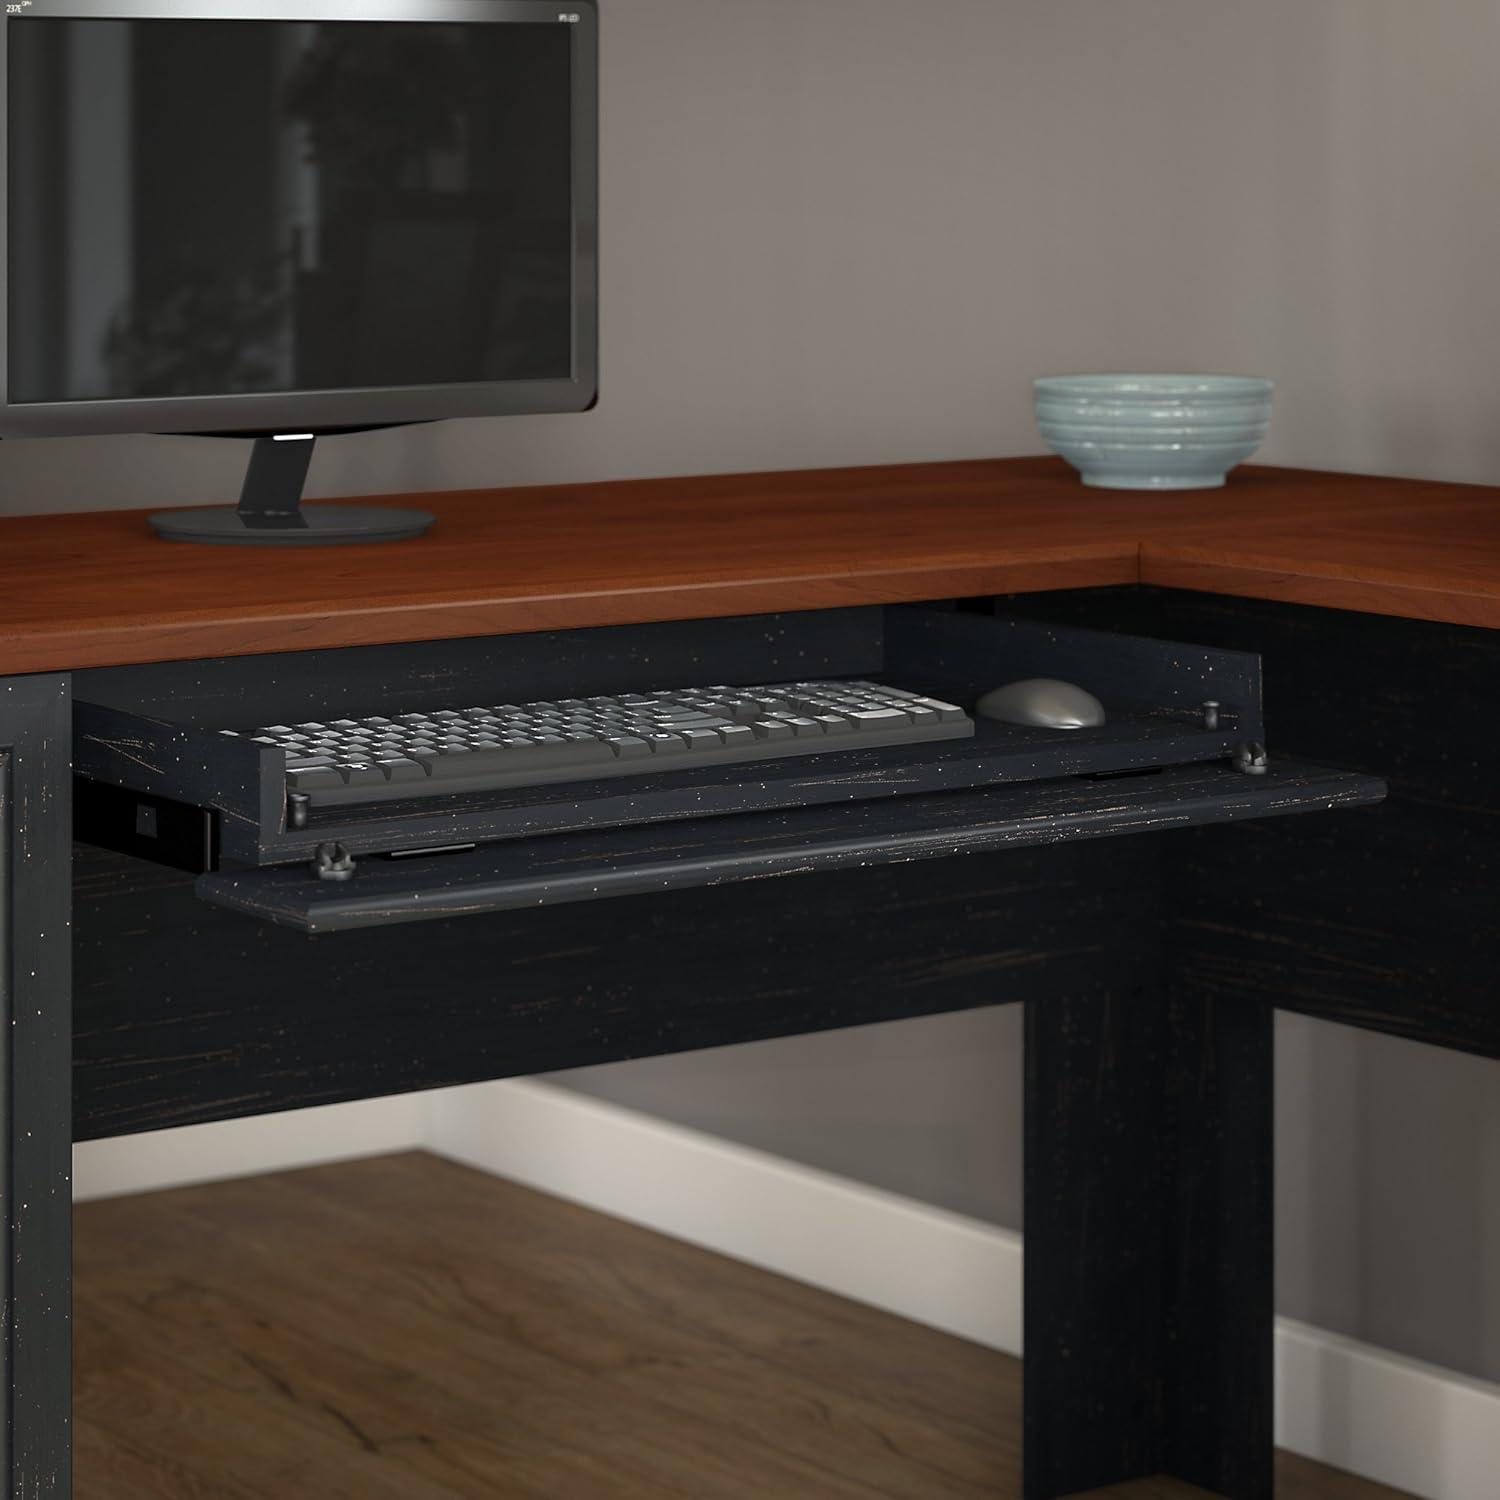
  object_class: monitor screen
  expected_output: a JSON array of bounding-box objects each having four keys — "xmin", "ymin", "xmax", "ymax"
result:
[{"xmin": 5, "ymin": 10, "xmax": 589, "ymax": 424}]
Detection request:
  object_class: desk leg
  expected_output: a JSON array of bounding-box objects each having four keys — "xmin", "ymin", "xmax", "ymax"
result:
[
  {"xmin": 1, "ymin": 676, "xmax": 72, "ymax": 1499},
  {"xmin": 1024, "ymin": 987, "xmax": 1273, "ymax": 1500}
]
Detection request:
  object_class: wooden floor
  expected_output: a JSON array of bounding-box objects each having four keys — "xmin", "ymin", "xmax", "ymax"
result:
[{"xmin": 75, "ymin": 1152, "xmax": 1413, "ymax": 1500}]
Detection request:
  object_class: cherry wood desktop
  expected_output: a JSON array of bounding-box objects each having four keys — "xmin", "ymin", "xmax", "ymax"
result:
[
  {"xmin": 2, "ymin": 455, "xmax": 1499, "ymax": 1500},
  {"xmin": 4, "ymin": 455, "xmax": 1500, "ymax": 672}
]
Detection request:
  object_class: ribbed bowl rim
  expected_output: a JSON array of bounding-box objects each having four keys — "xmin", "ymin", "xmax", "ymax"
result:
[{"xmin": 1034, "ymin": 373, "xmax": 1273, "ymax": 399}]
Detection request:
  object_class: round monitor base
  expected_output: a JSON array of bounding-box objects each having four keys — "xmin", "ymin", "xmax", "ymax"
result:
[{"xmin": 149, "ymin": 505, "xmax": 435, "ymax": 546}]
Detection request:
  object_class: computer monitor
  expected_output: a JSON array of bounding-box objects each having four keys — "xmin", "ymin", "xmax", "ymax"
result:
[{"xmin": 1, "ymin": 0, "xmax": 598, "ymax": 544}]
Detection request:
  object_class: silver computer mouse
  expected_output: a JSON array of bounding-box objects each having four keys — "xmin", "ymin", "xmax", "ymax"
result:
[{"xmin": 975, "ymin": 678, "xmax": 1106, "ymax": 730}]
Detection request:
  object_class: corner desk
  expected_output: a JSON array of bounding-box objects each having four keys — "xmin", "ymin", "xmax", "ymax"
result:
[{"xmin": 4, "ymin": 455, "xmax": 1499, "ymax": 1500}]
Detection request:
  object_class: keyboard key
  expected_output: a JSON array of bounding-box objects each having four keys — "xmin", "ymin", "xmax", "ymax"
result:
[
  {"xmin": 376, "ymin": 758, "xmax": 429, "ymax": 783},
  {"xmin": 752, "ymin": 720, "xmax": 794, "ymax": 741},
  {"xmin": 427, "ymin": 745, "xmax": 544, "ymax": 779},
  {"xmin": 607, "ymin": 736, "xmax": 651, "ymax": 759},
  {"xmin": 911, "ymin": 697, "xmax": 968, "ymax": 723},
  {"xmin": 287, "ymin": 768, "xmax": 342, "ymax": 791}
]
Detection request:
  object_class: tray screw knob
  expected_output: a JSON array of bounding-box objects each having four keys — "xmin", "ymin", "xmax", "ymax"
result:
[
  {"xmin": 1202, "ymin": 700, "xmax": 1221, "ymax": 731},
  {"xmin": 1233, "ymin": 741, "xmax": 1270, "ymax": 776},
  {"xmin": 311, "ymin": 842, "xmax": 356, "ymax": 882}
]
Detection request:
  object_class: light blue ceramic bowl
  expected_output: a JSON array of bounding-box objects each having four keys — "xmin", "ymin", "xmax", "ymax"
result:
[{"xmin": 1034, "ymin": 374, "xmax": 1273, "ymax": 490}]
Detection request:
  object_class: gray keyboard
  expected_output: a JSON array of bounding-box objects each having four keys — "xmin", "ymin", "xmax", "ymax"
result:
[{"xmin": 224, "ymin": 679, "xmax": 974, "ymax": 810}]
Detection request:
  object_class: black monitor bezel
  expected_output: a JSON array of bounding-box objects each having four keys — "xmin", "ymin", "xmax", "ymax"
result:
[{"xmin": 0, "ymin": 0, "xmax": 598, "ymax": 438}]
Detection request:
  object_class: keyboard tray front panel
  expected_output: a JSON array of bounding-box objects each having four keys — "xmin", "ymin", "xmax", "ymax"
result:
[{"xmin": 197, "ymin": 760, "xmax": 1384, "ymax": 933}]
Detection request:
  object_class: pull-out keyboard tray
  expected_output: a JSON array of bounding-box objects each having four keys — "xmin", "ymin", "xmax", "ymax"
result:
[{"xmin": 72, "ymin": 603, "xmax": 1385, "ymax": 926}]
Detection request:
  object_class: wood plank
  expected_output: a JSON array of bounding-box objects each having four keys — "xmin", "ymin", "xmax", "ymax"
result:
[
  {"xmin": 194, "ymin": 761, "xmax": 1385, "ymax": 933},
  {"xmin": 73, "ymin": 1153, "xmax": 1415, "ymax": 1500},
  {"xmin": 0, "ymin": 674, "xmax": 73, "ymax": 1500},
  {"xmin": 1142, "ymin": 494, "xmax": 1500, "ymax": 630},
  {"xmin": 1024, "ymin": 986, "xmax": 1273, "ymax": 1500},
  {"xmin": 1, "ymin": 458, "xmax": 1142, "ymax": 672},
  {"xmin": 74, "ymin": 837, "xmax": 1162, "ymax": 1139},
  {"xmin": 9, "ymin": 455, "xmax": 1500, "ymax": 672}
]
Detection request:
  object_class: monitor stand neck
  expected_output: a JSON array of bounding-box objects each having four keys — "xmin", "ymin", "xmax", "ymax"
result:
[
  {"xmin": 148, "ymin": 435, "xmax": 435, "ymax": 547},
  {"xmin": 237, "ymin": 435, "xmax": 317, "ymax": 532}
]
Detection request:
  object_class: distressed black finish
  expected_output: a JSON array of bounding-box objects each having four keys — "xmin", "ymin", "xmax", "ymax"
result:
[
  {"xmin": 72, "ymin": 778, "xmax": 217, "ymax": 874},
  {"xmin": 1025, "ymin": 987, "xmax": 1169, "ymax": 1498},
  {"xmin": 886, "ymin": 606, "xmax": 1262, "ymax": 731},
  {"xmin": 74, "ymin": 835, "xmax": 1164, "ymax": 1140},
  {"xmin": 0, "ymin": 675, "xmax": 72, "ymax": 1500},
  {"xmin": 61, "ymin": 583, "xmax": 1467, "ymax": 1500},
  {"xmin": 1024, "ymin": 987, "xmax": 1273, "ymax": 1500},
  {"xmin": 1161, "ymin": 990, "xmax": 1275, "ymax": 1499},
  {"xmin": 196, "ymin": 761, "xmax": 1383, "ymax": 933},
  {"xmin": 1001, "ymin": 586, "xmax": 1500, "ymax": 1062},
  {"xmin": 995, "ymin": 583, "xmax": 1500, "ymax": 1498},
  {"xmin": 74, "ymin": 606, "xmax": 1264, "ymax": 867}
]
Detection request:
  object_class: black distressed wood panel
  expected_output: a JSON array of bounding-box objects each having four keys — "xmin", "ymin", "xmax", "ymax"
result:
[
  {"xmin": 1161, "ymin": 989, "xmax": 1274, "ymax": 1499},
  {"xmin": 1002, "ymin": 583, "xmax": 1500, "ymax": 1496},
  {"xmin": 1025, "ymin": 986, "xmax": 1169, "ymax": 1499},
  {"xmin": 0, "ymin": 675, "xmax": 72, "ymax": 1500},
  {"xmin": 1023, "ymin": 979, "xmax": 1273, "ymax": 1500},
  {"xmin": 74, "ymin": 835, "xmax": 1161, "ymax": 1141},
  {"xmin": 73, "ymin": 609, "xmax": 888, "ymax": 729},
  {"xmin": 999, "ymin": 586, "xmax": 1500, "ymax": 1061},
  {"xmin": 886, "ymin": 605, "xmax": 1262, "ymax": 733},
  {"xmin": 196, "ymin": 761, "xmax": 1383, "ymax": 933}
]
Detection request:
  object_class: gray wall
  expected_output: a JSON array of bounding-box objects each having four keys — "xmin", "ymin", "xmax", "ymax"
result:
[
  {"xmin": 9, "ymin": 0, "xmax": 1500, "ymax": 1382},
  {"xmin": 7, "ymin": 0, "xmax": 1500, "ymax": 515}
]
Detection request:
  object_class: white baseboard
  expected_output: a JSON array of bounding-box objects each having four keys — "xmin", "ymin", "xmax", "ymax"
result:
[
  {"xmin": 77, "ymin": 1077, "xmax": 1500, "ymax": 1500},
  {"xmin": 428, "ymin": 1078, "xmax": 1025, "ymax": 1354},
  {"xmin": 1275, "ymin": 1319, "xmax": 1500, "ymax": 1500},
  {"xmin": 72, "ymin": 1093, "xmax": 427, "ymax": 1201}
]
